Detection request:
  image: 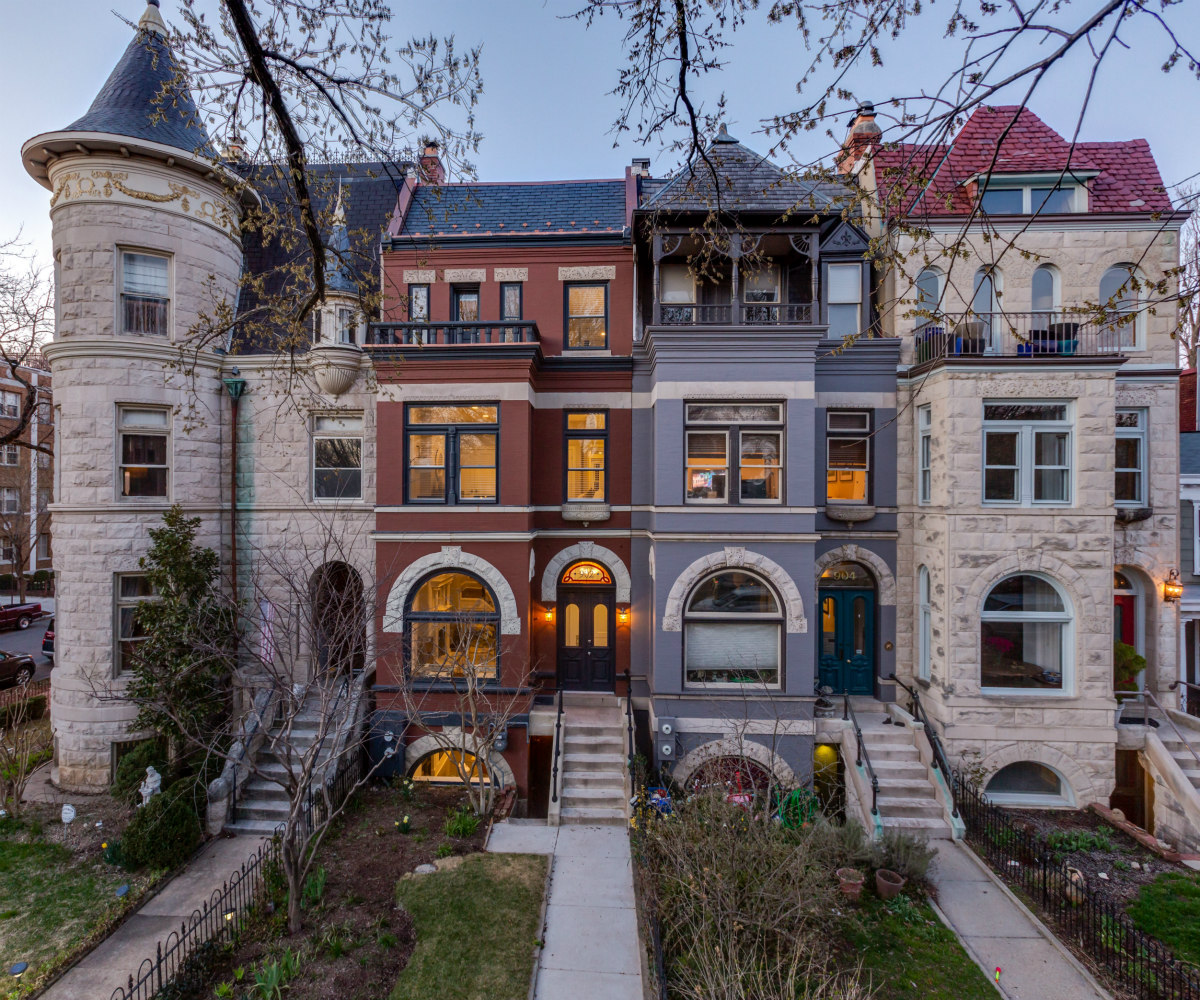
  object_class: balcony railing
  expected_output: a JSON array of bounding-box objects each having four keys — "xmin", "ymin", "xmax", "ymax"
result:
[
  {"xmin": 121, "ymin": 294, "xmax": 169, "ymax": 336},
  {"xmin": 656, "ymin": 302, "xmax": 816, "ymax": 326},
  {"xmin": 912, "ymin": 311, "xmax": 1130, "ymax": 364},
  {"xmin": 367, "ymin": 321, "xmax": 539, "ymax": 346}
]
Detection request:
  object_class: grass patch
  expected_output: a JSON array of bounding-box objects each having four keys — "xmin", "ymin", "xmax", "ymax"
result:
[
  {"xmin": 391, "ymin": 853, "xmax": 547, "ymax": 1000},
  {"xmin": 846, "ymin": 894, "xmax": 998, "ymax": 1000},
  {"xmin": 1126, "ymin": 871, "xmax": 1200, "ymax": 965}
]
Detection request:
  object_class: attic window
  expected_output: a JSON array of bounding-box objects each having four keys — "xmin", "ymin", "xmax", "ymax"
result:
[{"xmin": 979, "ymin": 182, "xmax": 1083, "ymax": 216}]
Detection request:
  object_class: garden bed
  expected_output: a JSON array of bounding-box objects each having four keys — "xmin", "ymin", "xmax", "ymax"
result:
[{"xmin": 170, "ymin": 783, "xmax": 496, "ymax": 1000}]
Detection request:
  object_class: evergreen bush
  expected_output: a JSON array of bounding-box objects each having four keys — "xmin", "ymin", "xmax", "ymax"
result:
[{"xmin": 120, "ymin": 783, "xmax": 202, "ymax": 870}]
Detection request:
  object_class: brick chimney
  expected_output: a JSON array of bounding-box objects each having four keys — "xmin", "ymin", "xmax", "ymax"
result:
[
  {"xmin": 838, "ymin": 101, "xmax": 882, "ymax": 174},
  {"xmin": 419, "ymin": 140, "xmax": 445, "ymax": 185}
]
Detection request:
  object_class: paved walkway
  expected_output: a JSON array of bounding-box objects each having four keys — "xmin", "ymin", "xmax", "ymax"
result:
[
  {"xmin": 932, "ymin": 840, "xmax": 1111, "ymax": 1000},
  {"xmin": 488, "ymin": 822, "xmax": 644, "ymax": 1000},
  {"xmin": 42, "ymin": 834, "xmax": 267, "ymax": 1000}
]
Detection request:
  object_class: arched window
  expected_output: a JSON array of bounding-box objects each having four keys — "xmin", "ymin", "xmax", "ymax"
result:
[
  {"xmin": 985, "ymin": 761, "xmax": 1072, "ymax": 806},
  {"xmin": 918, "ymin": 566, "xmax": 932, "ymax": 681},
  {"xmin": 915, "ymin": 267, "xmax": 942, "ymax": 312},
  {"xmin": 1100, "ymin": 264, "xmax": 1141, "ymax": 349},
  {"xmin": 981, "ymin": 574, "xmax": 1071, "ymax": 692},
  {"xmin": 410, "ymin": 750, "xmax": 490, "ymax": 786},
  {"xmin": 685, "ymin": 570, "xmax": 781, "ymax": 688},
  {"xmin": 407, "ymin": 572, "xmax": 499, "ymax": 679},
  {"xmin": 1031, "ymin": 264, "xmax": 1059, "ymax": 319},
  {"xmin": 972, "ymin": 267, "xmax": 1001, "ymax": 344}
]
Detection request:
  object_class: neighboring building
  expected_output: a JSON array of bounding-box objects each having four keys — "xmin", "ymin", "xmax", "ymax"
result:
[
  {"xmin": 1179, "ymin": 369, "xmax": 1199, "ymax": 715},
  {"xmin": 0, "ymin": 363, "xmax": 53, "ymax": 589}
]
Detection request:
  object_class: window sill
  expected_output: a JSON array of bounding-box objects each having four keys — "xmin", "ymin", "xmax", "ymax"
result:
[
  {"xmin": 561, "ymin": 502, "xmax": 610, "ymax": 522},
  {"xmin": 979, "ymin": 687, "xmax": 1073, "ymax": 699},
  {"xmin": 825, "ymin": 504, "xmax": 875, "ymax": 523}
]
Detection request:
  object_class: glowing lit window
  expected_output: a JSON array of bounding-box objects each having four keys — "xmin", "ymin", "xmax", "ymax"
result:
[
  {"xmin": 407, "ymin": 571, "xmax": 498, "ymax": 679},
  {"xmin": 561, "ymin": 561, "xmax": 612, "ymax": 585},
  {"xmin": 410, "ymin": 750, "xmax": 490, "ymax": 785}
]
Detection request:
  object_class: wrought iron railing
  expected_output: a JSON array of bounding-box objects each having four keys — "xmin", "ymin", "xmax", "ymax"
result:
[
  {"xmin": 367, "ymin": 321, "xmax": 539, "ymax": 345},
  {"xmin": 955, "ymin": 773, "xmax": 1200, "ymax": 1000},
  {"xmin": 657, "ymin": 302, "xmax": 815, "ymax": 326},
  {"xmin": 550, "ymin": 688, "xmax": 563, "ymax": 805},
  {"xmin": 890, "ymin": 673, "xmax": 958, "ymax": 818},
  {"xmin": 912, "ymin": 310, "xmax": 1129, "ymax": 363},
  {"xmin": 842, "ymin": 692, "xmax": 879, "ymax": 817},
  {"xmin": 625, "ymin": 670, "xmax": 635, "ymax": 768}
]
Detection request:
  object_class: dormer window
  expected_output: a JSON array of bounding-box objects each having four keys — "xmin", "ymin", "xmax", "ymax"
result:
[
  {"xmin": 336, "ymin": 306, "xmax": 356, "ymax": 345},
  {"xmin": 978, "ymin": 178, "xmax": 1087, "ymax": 216}
]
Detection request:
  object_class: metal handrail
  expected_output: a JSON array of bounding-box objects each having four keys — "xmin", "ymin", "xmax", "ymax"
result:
[
  {"xmin": 625, "ymin": 669, "xmax": 635, "ymax": 766},
  {"xmin": 1118, "ymin": 687, "xmax": 1200, "ymax": 770},
  {"xmin": 551, "ymin": 689, "xmax": 564, "ymax": 804},
  {"xmin": 890, "ymin": 673, "xmax": 959, "ymax": 818},
  {"xmin": 1169, "ymin": 679, "xmax": 1200, "ymax": 695},
  {"xmin": 842, "ymin": 692, "xmax": 879, "ymax": 816}
]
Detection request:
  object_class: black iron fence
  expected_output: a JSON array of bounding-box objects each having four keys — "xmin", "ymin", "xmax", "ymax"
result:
[
  {"xmin": 107, "ymin": 838, "xmax": 279, "ymax": 1000},
  {"xmin": 955, "ymin": 774, "xmax": 1200, "ymax": 1000}
]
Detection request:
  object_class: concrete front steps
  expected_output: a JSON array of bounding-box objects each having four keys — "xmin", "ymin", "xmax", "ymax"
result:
[
  {"xmin": 557, "ymin": 694, "xmax": 630, "ymax": 826},
  {"xmin": 226, "ymin": 711, "xmax": 332, "ymax": 836},
  {"xmin": 1157, "ymin": 727, "xmax": 1200, "ymax": 790},
  {"xmin": 857, "ymin": 716, "xmax": 953, "ymax": 840}
]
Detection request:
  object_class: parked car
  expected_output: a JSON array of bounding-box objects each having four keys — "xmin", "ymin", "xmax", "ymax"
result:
[
  {"xmin": 0, "ymin": 602, "xmax": 42, "ymax": 632},
  {"xmin": 0, "ymin": 650, "xmax": 36, "ymax": 688},
  {"xmin": 42, "ymin": 616, "xmax": 54, "ymax": 662}
]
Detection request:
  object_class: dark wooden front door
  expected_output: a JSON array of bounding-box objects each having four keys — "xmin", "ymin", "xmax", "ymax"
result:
[
  {"xmin": 817, "ymin": 588, "xmax": 875, "ymax": 696},
  {"xmin": 558, "ymin": 588, "xmax": 615, "ymax": 691}
]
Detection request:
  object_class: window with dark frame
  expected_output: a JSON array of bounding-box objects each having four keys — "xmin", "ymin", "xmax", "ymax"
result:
[
  {"xmin": 565, "ymin": 411, "xmax": 607, "ymax": 502},
  {"xmin": 408, "ymin": 284, "xmax": 430, "ymax": 322},
  {"xmin": 406, "ymin": 404, "xmax": 499, "ymax": 504},
  {"xmin": 407, "ymin": 571, "xmax": 499, "ymax": 680},
  {"xmin": 826, "ymin": 411, "xmax": 870, "ymax": 504},
  {"xmin": 684, "ymin": 402, "xmax": 783, "ymax": 504},
  {"xmin": 500, "ymin": 282, "xmax": 522, "ymax": 321},
  {"xmin": 313, "ymin": 414, "xmax": 363, "ymax": 500},
  {"xmin": 451, "ymin": 285, "xmax": 480, "ymax": 322},
  {"xmin": 565, "ymin": 283, "xmax": 607, "ymax": 349},
  {"xmin": 118, "ymin": 405, "xmax": 169, "ymax": 499},
  {"xmin": 115, "ymin": 573, "xmax": 160, "ymax": 676}
]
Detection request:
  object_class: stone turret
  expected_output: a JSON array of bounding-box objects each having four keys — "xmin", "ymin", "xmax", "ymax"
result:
[{"xmin": 22, "ymin": 1, "xmax": 245, "ymax": 790}]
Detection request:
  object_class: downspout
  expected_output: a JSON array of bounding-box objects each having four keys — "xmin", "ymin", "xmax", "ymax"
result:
[{"xmin": 222, "ymin": 370, "xmax": 247, "ymax": 649}]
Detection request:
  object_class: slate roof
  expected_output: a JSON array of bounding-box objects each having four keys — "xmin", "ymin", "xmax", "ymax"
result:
[
  {"xmin": 642, "ymin": 126, "xmax": 851, "ymax": 216},
  {"xmin": 873, "ymin": 105, "xmax": 1173, "ymax": 216},
  {"xmin": 397, "ymin": 179, "xmax": 628, "ymax": 239},
  {"xmin": 65, "ymin": 24, "xmax": 214, "ymax": 157}
]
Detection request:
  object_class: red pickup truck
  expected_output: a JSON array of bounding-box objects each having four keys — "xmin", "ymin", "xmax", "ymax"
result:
[{"xmin": 0, "ymin": 602, "xmax": 44, "ymax": 631}]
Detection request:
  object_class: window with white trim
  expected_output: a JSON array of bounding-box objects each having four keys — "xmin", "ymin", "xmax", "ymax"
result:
[
  {"xmin": 684, "ymin": 570, "xmax": 781, "ymax": 688},
  {"xmin": 826, "ymin": 263, "xmax": 863, "ymax": 338},
  {"xmin": 985, "ymin": 761, "xmax": 1073, "ymax": 806},
  {"xmin": 981, "ymin": 574, "xmax": 1072, "ymax": 692},
  {"xmin": 979, "ymin": 182, "xmax": 1083, "ymax": 215},
  {"xmin": 36, "ymin": 533, "xmax": 49, "ymax": 561},
  {"xmin": 684, "ymin": 402, "xmax": 783, "ymax": 504},
  {"xmin": 0, "ymin": 445, "xmax": 18, "ymax": 466},
  {"xmin": 312, "ymin": 414, "xmax": 363, "ymax": 500},
  {"xmin": 1100, "ymin": 264, "xmax": 1141, "ymax": 349},
  {"xmin": 0, "ymin": 488, "xmax": 18, "ymax": 514},
  {"xmin": 1115, "ymin": 409, "xmax": 1147, "ymax": 507},
  {"xmin": 0, "ymin": 393, "xmax": 18, "ymax": 419},
  {"xmin": 117, "ymin": 406, "xmax": 169, "ymax": 499},
  {"xmin": 982, "ymin": 402, "xmax": 1071, "ymax": 505},
  {"xmin": 917, "ymin": 405, "xmax": 932, "ymax": 505},
  {"xmin": 918, "ymin": 565, "xmax": 931, "ymax": 681},
  {"xmin": 0, "ymin": 538, "xmax": 13, "ymax": 564},
  {"xmin": 120, "ymin": 251, "xmax": 170, "ymax": 336},
  {"xmin": 115, "ymin": 573, "xmax": 160, "ymax": 676}
]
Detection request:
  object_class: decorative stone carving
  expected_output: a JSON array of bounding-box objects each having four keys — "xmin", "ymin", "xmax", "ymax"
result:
[
  {"xmin": 541, "ymin": 542, "xmax": 632, "ymax": 603},
  {"xmin": 815, "ymin": 544, "xmax": 898, "ymax": 606},
  {"xmin": 560, "ymin": 503, "xmax": 610, "ymax": 523},
  {"xmin": 385, "ymin": 547, "xmax": 521, "ymax": 635},
  {"xmin": 308, "ymin": 343, "xmax": 362, "ymax": 396},
  {"xmin": 825, "ymin": 505, "xmax": 877, "ymax": 523},
  {"xmin": 557, "ymin": 266, "xmax": 616, "ymax": 281},
  {"xmin": 493, "ymin": 268, "xmax": 528, "ymax": 282},
  {"xmin": 402, "ymin": 269, "xmax": 436, "ymax": 284},
  {"xmin": 662, "ymin": 549, "xmax": 807, "ymax": 633},
  {"xmin": 443, "ymin": 268, "xmax": 486, "ymax": 283}
]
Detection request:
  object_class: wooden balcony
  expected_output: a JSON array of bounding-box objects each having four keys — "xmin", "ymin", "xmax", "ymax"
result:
[
  {"xmin": 655, "ymin": 302, "xmax": 816, "ymax": 326},
  {"xmin": 367, "ymin": 321, "xmax": 539, "ymax": 346},
  {"xmin": 912, "ymin": 311, "xmax": 1130, "ymax": 365}
]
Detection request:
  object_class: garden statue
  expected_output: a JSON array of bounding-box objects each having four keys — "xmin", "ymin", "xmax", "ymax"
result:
[{"xmin": 138, "ymin": 766, "xmax": 162, "ymax": 808}]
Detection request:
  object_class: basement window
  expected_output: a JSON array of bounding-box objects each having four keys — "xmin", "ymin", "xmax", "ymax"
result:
[{"xmin": 984, "ymin": 761, "xmax": 1073, "ymax": 807}]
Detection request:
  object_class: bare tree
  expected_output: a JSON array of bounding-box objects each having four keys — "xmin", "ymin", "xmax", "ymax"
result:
[
  {"xmin": 0, "ymin": 240, "xmax": 54, "ymax": 460},
  {"xmin": 0, "ymin": 472, "xmax": 51, "ymax": 605},
  {"xmin": 0, "ymin": 680, "xmax": 52, "ymax": 819},
  {"xmin": 1177, "ymin": 182, "xmax": 1200, "ymax": 367}
]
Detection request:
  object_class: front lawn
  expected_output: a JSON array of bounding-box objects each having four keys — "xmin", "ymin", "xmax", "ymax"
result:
[
  {"xmin": 1126, "ymin": 871, "xmax": 1200, "ymax": 966},
  {"xmin": 391, "ymin": 853, "xmax": 547, "ymax": 1000}
]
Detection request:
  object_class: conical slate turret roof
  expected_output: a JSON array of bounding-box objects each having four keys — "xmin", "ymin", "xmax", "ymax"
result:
[
  {"xmin": 324, "ymin": 182, "xmax": 358, "ymax": 296},
  {"xmin": 64, "ymin": 1, "xmax": 214, "ymax": 158}
]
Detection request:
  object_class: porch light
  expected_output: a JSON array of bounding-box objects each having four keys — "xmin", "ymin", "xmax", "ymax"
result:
[
  {"xmin": 617, "ymin": 607, "xmax": 630, "ymax": 625},
  {"xmin": 543, "ymin": 607, "xmax": 554, "ymax": 624},
  {"xmin": 1164, "ymin": 570, "xmax": 1184, "ymax": 603}
]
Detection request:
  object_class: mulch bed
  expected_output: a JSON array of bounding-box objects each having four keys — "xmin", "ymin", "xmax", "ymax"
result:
[{"xmin": 182, "ymin": 783, "xmax": 488, "ymax": 1000}]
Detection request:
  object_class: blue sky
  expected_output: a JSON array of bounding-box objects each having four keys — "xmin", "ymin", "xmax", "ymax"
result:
[{"xmin": 3, "ymin": 0, "xmax": 1197, "ymax": 262}]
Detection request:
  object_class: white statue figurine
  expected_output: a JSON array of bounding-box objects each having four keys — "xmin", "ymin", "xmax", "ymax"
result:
[{"xmin": 138, "ymin": 766, "xmax": 162, "ymax": 808}]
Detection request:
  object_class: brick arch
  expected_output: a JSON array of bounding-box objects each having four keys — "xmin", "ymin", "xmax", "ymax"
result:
[
  {"xmin": 979, "ymin": 742, "xmax": 1098, "ymax": 806},
  {"xmin": 672, "ymin": 737, "xmax": 797, "ymax": 789},
  {"xmin": 662, "ymin": 547, "xmax": 807, "ymax": 633},
  {"xmin": 403, "ymin": 731, "xmax": 516, "ymax": 789},
  {"xmin": 540, "ymin": 542, "xmax": 632, "ymax": 603},
  {"xmin": 384, "ymin": 547, "xmax": 520, "ymax": 635},
  {"xmin": 815, "ymin": 544, "xmax": 897, "ymax": 606}
]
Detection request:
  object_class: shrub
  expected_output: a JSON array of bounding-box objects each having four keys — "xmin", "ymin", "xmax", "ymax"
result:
[
  {"xmin": 444, "ymin": 805, "xmax": 481, "ymax": 839},
  {"xmin": 873, "ymin": 828, "xmax": 936, "ymax": 884},
  {"xmin": 111, "ymin": 740, "xmax": 167, "ymax": 805},
  {"xmin": 810, "ymin": 816, "xmax": 875, "ymax": 870},
  {"xmin": 0, "ymin": 694, "xmax": 47, "ymax": 730},
  {"xmin": 435, "ymin": 842, "xmax": 453, "ymax": 858},
  {"xmin": 120, "ymin": 782, "xmax": 202, "ymax": 870}
]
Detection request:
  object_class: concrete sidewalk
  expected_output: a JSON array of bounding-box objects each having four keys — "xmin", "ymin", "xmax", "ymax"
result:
[
  {"xmin": 932, "ymin": 840, "xmax": 1111, "ymax": 1000},
  {"xmin": 488, "ymin": 822, "xmax": 644, "ymax": 1000},
  {"xmin": 42, "ymin": 834, "xmax": 267, "ymax": 1000}
]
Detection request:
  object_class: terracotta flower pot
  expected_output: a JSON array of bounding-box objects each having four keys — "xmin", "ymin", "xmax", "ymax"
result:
[
  {"xmin": 875, "ymin": 868, "xmax": 906, "ymax": 901},
  {"xmin": 837, "ymin": 867, "xmax": 865, "ymax": 901}
]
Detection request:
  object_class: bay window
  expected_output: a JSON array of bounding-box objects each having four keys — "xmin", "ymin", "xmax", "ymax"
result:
[{"xmin": 982, "ymin": 402, "xmax": 1071, "ymax": 505}]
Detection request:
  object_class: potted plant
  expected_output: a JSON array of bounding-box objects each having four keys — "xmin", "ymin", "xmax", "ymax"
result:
[
  {"xmin": 875, "ymin": 868, "xmax": 906, "ymax": 900},
  {"xmin": 1114, "ymin": 641, "xmax": 1146, "ymax": 698},
  {"xmin": 836, "ymin": 867, "xmax": 865, "ymax": 900}
]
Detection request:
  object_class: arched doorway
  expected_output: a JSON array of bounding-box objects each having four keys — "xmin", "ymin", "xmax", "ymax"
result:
[
  {"xmin": 818, "ymin": 561, "xmax": 875, "ymax": 695},
  {"xmin": 310, "ymin": 562, "xmax": 365, "ymax": 676},
  {"xmin": 557, "ymin": 560, "xmax": 616, "ymax": 691}
]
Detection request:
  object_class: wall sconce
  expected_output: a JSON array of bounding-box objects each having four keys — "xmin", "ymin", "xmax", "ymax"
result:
[
  {"xmin": 617, "ymin": 607, "xmax": 630, "ymax": 625},
  {"xmin": 1164, "ymin": 569, "xmax": 1184, "ymax": 603},
  {"xmin": 543, "ymin": 607, "xmax": 555, "ymax": 624}
]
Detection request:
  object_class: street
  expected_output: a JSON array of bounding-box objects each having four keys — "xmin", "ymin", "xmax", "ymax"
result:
[{"xmin": 0, "ymin": 605, "xmax": 52, "ymax": 683}]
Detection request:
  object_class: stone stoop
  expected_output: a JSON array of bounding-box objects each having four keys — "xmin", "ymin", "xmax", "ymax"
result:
[
  {"xmin": 1157, "ymin": 726, "xmax": 1200, "ymax": 791},
  {"xmin": 226, "ymin": 712, "xmax": 333, "ymax": 836},
  {"xmin": 558, "ymin": 694, "xmax": 629, "ymax": 826},
  {"xmin": 857, "ymin": 716, "xmax": 953, "ymax": 840}
]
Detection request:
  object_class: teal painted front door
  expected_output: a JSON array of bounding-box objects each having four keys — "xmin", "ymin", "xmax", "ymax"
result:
[{"xmin": 818, "ymin": 589, "xmax": 875, "ymax": 695}]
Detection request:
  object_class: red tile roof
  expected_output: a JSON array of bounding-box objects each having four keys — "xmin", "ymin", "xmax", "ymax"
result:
[{"xmin": 873, "ymin": 105, "xmax": 1172, "ymax": 217}]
